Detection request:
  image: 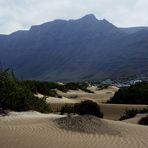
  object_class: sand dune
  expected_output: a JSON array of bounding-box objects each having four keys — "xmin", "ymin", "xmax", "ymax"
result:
[
  {"xmin": 47, "ymin": 86, "xmax": 120, "ymax": 113},
  {"xmin": 1, "ymin": 86, "xmax": 147, "ymax": 148},
  {"xmin": 55, "ymin": 115, "xmax": 120, "ymax": 135},
  {"xmin": 0, "ymin": 112, "xmax": 148, "ymax": 148},
  {"xmin": 35, "ymin": 87, "xmax": 147, "ymax": 121},
  {"xmin": 57, "ymin": 86, "xmax": 119, "ymax": 103},
  {"xmin": 100, "ymin": 104, "xmax": 148, "ymax": 120},
  {"xmin": 46, "ymin": 97, "xmax": 80, "ymax": 111},
  {"xmin": 47, "ymin": 102, "xmax": 148, "ymax": 120},
  {"xmin": 46, "ymin": 96, "xmax": 80, "ymax": 104}
]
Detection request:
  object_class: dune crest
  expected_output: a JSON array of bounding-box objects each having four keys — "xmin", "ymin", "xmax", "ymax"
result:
[{"xmin": 55, "ymin": 115, "xmax": 120, "ymax": 135}]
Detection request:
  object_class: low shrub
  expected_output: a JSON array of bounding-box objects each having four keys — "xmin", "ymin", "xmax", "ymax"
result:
[
  {"xmin": 23, "ymin": 81, "xmax": 93, "ymax": 96},
  {"xmin": 75, "ymin": 100, "xmax": 103, "ymax": 118},
  {"xmin": 119, "ymin": 107, "xmax": 148, "ymax": 120},
  {"xmin": 82, "ymin": 89, "xmax": 94, "ymax": 93},
  {"xmin": 97, "ymin": 85, "xmax": 109, "ymax": 90},
  {"xmin": 138, "ymin": 116, "xmax": 148, "ymax": 126},
  {"xmin": 107, "ymin": 82, "xmax": 148, "ymax": 104},
  {"xmin": 119, "ymin": 109, "xmax": 139, "ymax": 120},
  {"xmin": 60, "ymin": 105, "xmax": 75, "ymax": 115},
  {"xmin": 22, "ymin": 81, "xmax": 62, "ymax": 96},
  {"xmin": 60, "ymin": 100, "xmax": 103, "ymax": 118}
]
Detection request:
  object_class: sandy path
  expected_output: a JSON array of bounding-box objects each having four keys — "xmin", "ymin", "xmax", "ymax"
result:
[{"xmin": 0, "ymin": 112, "xmax": 148, "ymax": 148}]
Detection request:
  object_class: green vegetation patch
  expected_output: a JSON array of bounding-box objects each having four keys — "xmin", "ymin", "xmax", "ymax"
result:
[
  {"xmin": 138, "ymin": 115, "xmax": 148, "ymax": 126},
  {"xmin": 60, "ymin": 100, "xmax": 103, "ymax": 118},
  {"xmin": 107, "ymin": 82, "xmax": 148, "ymax": 104},
  {"xmin": 119, "ymin": 107, "xmax": 148, "ymax": 120},
  {"xmin": 0, "ymin": 69, "xmax": 51, "ymax": 114},
  {"xmin": 23, "ymin": 81, "xmax": 94, "ymax": 96},
  {"xmin": 22, "ymin": 81, "xmax": 63, "ymax": 97}
]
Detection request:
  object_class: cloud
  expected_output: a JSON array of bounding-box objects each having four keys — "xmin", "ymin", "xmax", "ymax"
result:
[{"xmin": 0, "ymin": 0, "xmax": 148, "ymax": 34}]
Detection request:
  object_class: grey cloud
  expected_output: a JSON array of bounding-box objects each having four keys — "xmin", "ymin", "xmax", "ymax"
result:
[{"xmin": 0, "ymin": 0, "xmax": 148, "ymax": 34}]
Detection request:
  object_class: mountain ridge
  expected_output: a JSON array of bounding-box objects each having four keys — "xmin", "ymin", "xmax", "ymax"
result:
[{"xmin": 0, "ymin": 14, "xmax": 148, "ymax": 82}]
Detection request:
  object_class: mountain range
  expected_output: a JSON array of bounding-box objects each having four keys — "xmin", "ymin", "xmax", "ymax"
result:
[{"xmin": 0, "ymin": 14, "xmax": 148, "ymax": 82}]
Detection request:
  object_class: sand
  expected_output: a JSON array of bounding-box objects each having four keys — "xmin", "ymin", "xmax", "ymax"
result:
[
  {"xmin": 55, "ymin": 115, "xmax": 120, "ymax": 135},
  {"xmin": 1, "ymin": 86, "xmax": 148, "ymax": 148},
  {"xmin": 47, "ymin": 86, "xmax": 119, "ymax": 112},
  {"xmin": 0, "ymin": 112, "xmax": 148, "ymax": 148},
  {"xmin": 57, "ymin": 86, "xmax": 119, "ymax": 103},
  {"xmin": 46, "ymin": 96, "xmax": 80, "ymax": 111},
  {"xmin": 46, "ymin": 96, "xmax": 80, "ymax": 104},
  {"xmin": 100, "ymin": 104, "xmax": 148, "ymax": 120},
  {"xmin": 45, "ymin": 86, "xmax": 147, "ymax": 120}
]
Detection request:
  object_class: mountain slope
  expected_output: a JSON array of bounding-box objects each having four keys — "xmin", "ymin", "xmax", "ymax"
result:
[
  {"xmin": 120, "ymin": 27, "xmax": 148, "ymax": 34},
  {"xmin": 0, "ymin": 14, "xmax": 148, "ymax": 81}
]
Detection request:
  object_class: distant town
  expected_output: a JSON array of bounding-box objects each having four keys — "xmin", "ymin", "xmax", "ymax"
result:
[{"xmin": 89, "ymin": 74, "xmax": 148, "ymax": 87}]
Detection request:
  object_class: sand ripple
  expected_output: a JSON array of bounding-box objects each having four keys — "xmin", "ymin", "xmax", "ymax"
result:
[{"xmin": 0, "ymin": 112, "xmax": 148, "ymax": 148}]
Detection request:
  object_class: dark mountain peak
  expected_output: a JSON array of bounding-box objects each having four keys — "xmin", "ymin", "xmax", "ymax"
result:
[
  {"xmin": 81, "ymin": 14, "xmax": 97, "ymax": 20},
  {"xmin": 76, "ymin": 14, "xmax": 117, "ymax": 31},
  {"xmin": 28, "ymin": 14, "xmax": 118, "ymax": 36},
  {"xmin": 80, "ymin": 15, "xmax": 111, "ymax": 25}
]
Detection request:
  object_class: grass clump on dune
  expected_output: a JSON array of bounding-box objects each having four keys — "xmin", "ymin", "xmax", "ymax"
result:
[
  {"xmin": 119, "ymin": 107, "xmax": 148, "ymax": 120},
  {"xmin": 23, "ymin": 81, "xmax": 94, "ymax": 97},
  {"xmin": 119, "ymin": 109, "xmax": 139, "ymax": 120},
  {"xmin": 138, "ymin": 115, "xmax": 148, "ymax": 126},
  {"xmin": 22, "ymin": 81, "xmax": 63, "ymax": 97},
  {"xmin": 60, "ymin": 100, "xmax": 103, "ymax": 118},
  {"xmin": 65, "ymin": 83, "xmax": 94, "ymax": 93}
]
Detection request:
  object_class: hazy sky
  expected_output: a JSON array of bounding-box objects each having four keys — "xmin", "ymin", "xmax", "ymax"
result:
[{"xmin": 0, "ymin": 0, "xmax": 148, "ymax": 34}]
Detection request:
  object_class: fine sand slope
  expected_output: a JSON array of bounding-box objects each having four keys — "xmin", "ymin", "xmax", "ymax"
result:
[
  {"xmin": 44, "ymin": 86, "xmax": 147, "ymax": 120},
  {"xmin": 47, "ymin": 86, "xmax": 120, "ymax": 112},
  {"xmin": 57, "ymin": 86, "xmax": 119, "ymax": 103},
  {"xmin": 100, "ymin": 104, "xmax": 148, "ymax": 120},
  {"xmin": 0, "ymin": 112, "xmax": 148, "ymax": 148}
]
